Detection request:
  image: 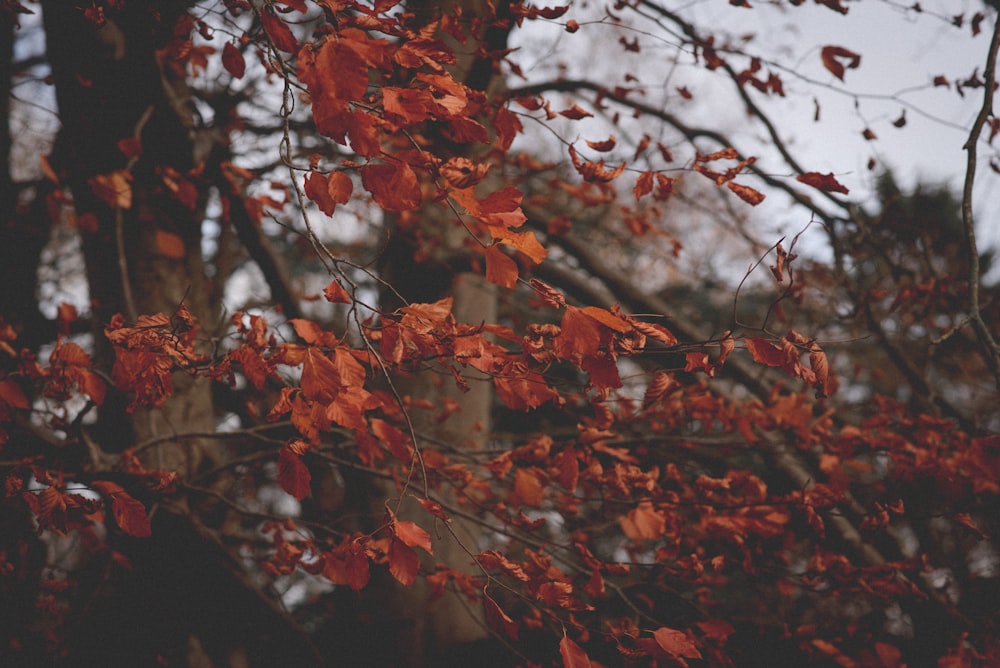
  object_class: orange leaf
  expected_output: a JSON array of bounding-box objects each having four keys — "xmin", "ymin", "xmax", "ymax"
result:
[
  {"xmin": 371, "ymin": 418, "xmax": 411, "ymax": 461},
  {"xmin": 634, "ymin": 171, "xmax": 654, "ymax": 200},
  {"xmin": 485, "ymin": 245, "xmax": 519, "ymax": 289},
  {"xmin": 797, "ymin": 171, "xmax": 849, "ymax": 195},
  {"xmin": 301, "ymin": 348, "xmax": 342, "ymax": 402},
  {"xmin": 716, "ymin": 332, "xmax": 735, "ymax": 368},
  {"xmin": 323, "ymin": 278, "xmax": 351, "ymax": 304},
  {"xmin": 478, "ymin": 550, "xmax": 530, "ymax": 581},
  {"xmin": 581, "ymin": 306, "xmax": 630, "ymax": 332},
  {"xmin": 89, "ymin": 170, "xmax": 132, "ymax": 209},
  {"xmin": 388, "ymin": 539, "xmax": 419, "ymax": 586},
  {"xmin": 529, "ymin": 279, "xmax": 566, "ymax": 308},
  {"xmin": 809, "ymin": 347, "xmax": 837, "ymax": 398},
  {"xmin": 559, "ymin": 636, "xmax": 592, "ymax": 668},
  {"xmin": 478, "ymin": 186, "xmax": 526, "ymax": 228},
  {"xmin": 653, "ymin": 627, "xmax": 701, "ymax": 659},
  {"xmin": 493, "ymin": 106, "xmax": 523, "ymax": 151},
  {"xmin": 727, "ymin": 181, "xmax": 765, "ymax": 205},
  {"xmin": 619, "ymin": 501, "xmax": 666, "ymax": 540},
  {"xmin": 512, "ymin": 467, "xmax": 545, "ymax": 507},
  {"xmin": 393, "ymin": 520, "xmax": 433, "ymax": 553},
  {"xmin": 496, "ymin": 230, "xmax": 547, "ymax": 264},
  {"xmin": 155, "ymin": 229, "xmax": 186, "ymax": 259},
  {"xmin": 416, "ymin": 497, "xmax": 449, "ymax": 522}
]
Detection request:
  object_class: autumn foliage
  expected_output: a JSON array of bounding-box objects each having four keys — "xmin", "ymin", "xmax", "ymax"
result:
[{"xmin": 2, "ymin": 1, "xmax": 1000, "ymax": 666}]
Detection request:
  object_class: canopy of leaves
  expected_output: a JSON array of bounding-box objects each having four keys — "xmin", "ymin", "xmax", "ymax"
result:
[{"xmin": 1, "ymin": 1, "xmax": 999, "ymax": 666}]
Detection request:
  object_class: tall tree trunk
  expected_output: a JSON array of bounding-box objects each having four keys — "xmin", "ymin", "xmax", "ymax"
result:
[
  {"xmin": 370, "ymin": 1, "xmax": 513, "ymax": 664},
  {"xmin": 38, "ymin": 5, "xmax": 318, "ymax": 665}
]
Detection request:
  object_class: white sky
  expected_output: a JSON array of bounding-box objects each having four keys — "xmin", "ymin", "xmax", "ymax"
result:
[{"xmin": 508, "ymin": 0, "xmax": 1000, "ymax": 265}]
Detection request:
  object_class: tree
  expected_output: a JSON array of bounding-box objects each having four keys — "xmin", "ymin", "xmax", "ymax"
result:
[{"xmin": 1, "ymin": 1, "xmax": 999, "ymax": 666}]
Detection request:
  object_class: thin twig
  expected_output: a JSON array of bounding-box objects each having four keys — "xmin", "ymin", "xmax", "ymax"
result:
[{"xmin": 960, "ymin": 12, "xmax": 1000, "ymax": 388}]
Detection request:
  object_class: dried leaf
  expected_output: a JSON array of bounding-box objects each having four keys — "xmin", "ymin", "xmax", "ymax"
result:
[
  {"xmin": 221, "ymin": 42, "xmax": 246, "ymax": 79},
  {"xmin": 796, "ymin": 172, "xmax": 849, "ymax": 194},
  {"xmin": 560, "ymin": 636, "xmax": 592, "ymax": 668},
  {"xmin": 388, "ymin": 539, "xmax": 419, "ymax": 586},
  {"xmin": 278, "ymin": 442, "xmax": 311, "ymax": 500},
  {"xmin": 820, "ymin": 45, "xmax": 861, "ymax": 81},
  {"xmin": 653, "ymin": 627, "xmax": 701, "ymax": 659},
  {"xmin": 393, "ymin": 519, "xmax": 433, "ymax": 553}
]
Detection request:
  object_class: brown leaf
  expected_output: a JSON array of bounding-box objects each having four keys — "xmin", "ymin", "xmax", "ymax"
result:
[
  {"xmin": 393, "ymin": 519, "xmax": 433, "ymax": 553},
  {"xmin": 221, "ymin": 42, "xmax": 246, "ymax": 79},
  {"xmin": 796, "ymin": 172, "xmax": 849, "ymax": 195},
  {"xmin": 727, "ymin": 181, "xmax": 765, "ymax": 205},
  {"xmin": 485, "ymin": 245, "xmax": 519, "ymax": 289},
  {"xmin": 820, "ymin": 45, "xmax": 861, "ymax": 81},
  {"xmin": 653, "ymin": 627, "xmax": 702, "ymax": 659},
  {"xmin": 560, "ymin": 636, "xmax": 592, "ymax": 668},
  {"xmin": 388, "ymin": 539, "xmax": 419, "ymax": 587},
  {"xmin": 278, "ymin": 443, "xmax": 311, "ymax": 500},
  {"xmin": 585, "ymin": 136, "xmax": 617, "ymax": 152}
]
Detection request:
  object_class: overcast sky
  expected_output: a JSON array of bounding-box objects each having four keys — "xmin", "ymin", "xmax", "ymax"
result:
[{"xmin": 510, "ymin": 0, "xmax": 1000, "ymax": 263}]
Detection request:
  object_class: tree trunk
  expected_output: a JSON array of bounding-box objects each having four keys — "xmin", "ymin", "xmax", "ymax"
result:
[
  {"xmin": 38, "ymin": 5, "xmax": 317, "ymax": 665},
  {"xmin": 369, "ymin": 1, "xmax": 513, "ymax": 663}
]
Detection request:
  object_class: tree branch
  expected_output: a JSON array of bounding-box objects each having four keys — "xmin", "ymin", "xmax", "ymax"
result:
[{"xmin": 961, "ymin": 11, "xmax": 1000, "ymax": 388}]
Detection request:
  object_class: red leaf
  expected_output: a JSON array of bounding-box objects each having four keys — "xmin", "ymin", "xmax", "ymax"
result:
[
  {"xmin": 745, "ymin": 337, "xmax": 786, "ymax": 368},
  {"xmin": 305, "ymin": 171, "xmax": 353, "ymax": 216},
  {"xmin": 388, "ymin": 539, "xmax": 419, "ymax": 586},
  {"xmin": 653, "ymin": 627, "xmax": 702, "ymax": 659},
  {"xmin": 278, "ymin": 443, "xmax": 311, "ymax": 500},
  {"xmin": 260, "ymin": 8, "xmax": 299, "ymax": 53},
  {"xmin": 92, "ymin": 481, "xmax": 151, "ymax": 538},
  {"xmin": 483, "ymin": 595, "xmax": 518, "ymax": 637},
  {"xmin": 796, "ymin": 171, "xmax": 849, "ymax": 194},
  {"xmin": 485, "ymin": 245, "xmax": 519, "ymax": 288},
  {"xmin": 820, "ymin": 45, "xmax": 861, "ymax": 81},
  {"xmin": 0, "ymin": 379, "xmax": 29, "ymax": 410},
  {"xmin": 393, "ymin": 520, "xmax": 433, "ymax": 553},
  {"xmin": 559, "ymin": 104, "xmax": 593, "ymax": 120},
  {"xmin": 560, "ymin": 636, "xmax": 592, "ymax": 668},
  {"xmin": 494, "ymin": 106, "xmax": 523, "ymax": 151},
  {"xmin": 221, "ymin": 42, "xmax": 246, "ymax": 79}
]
